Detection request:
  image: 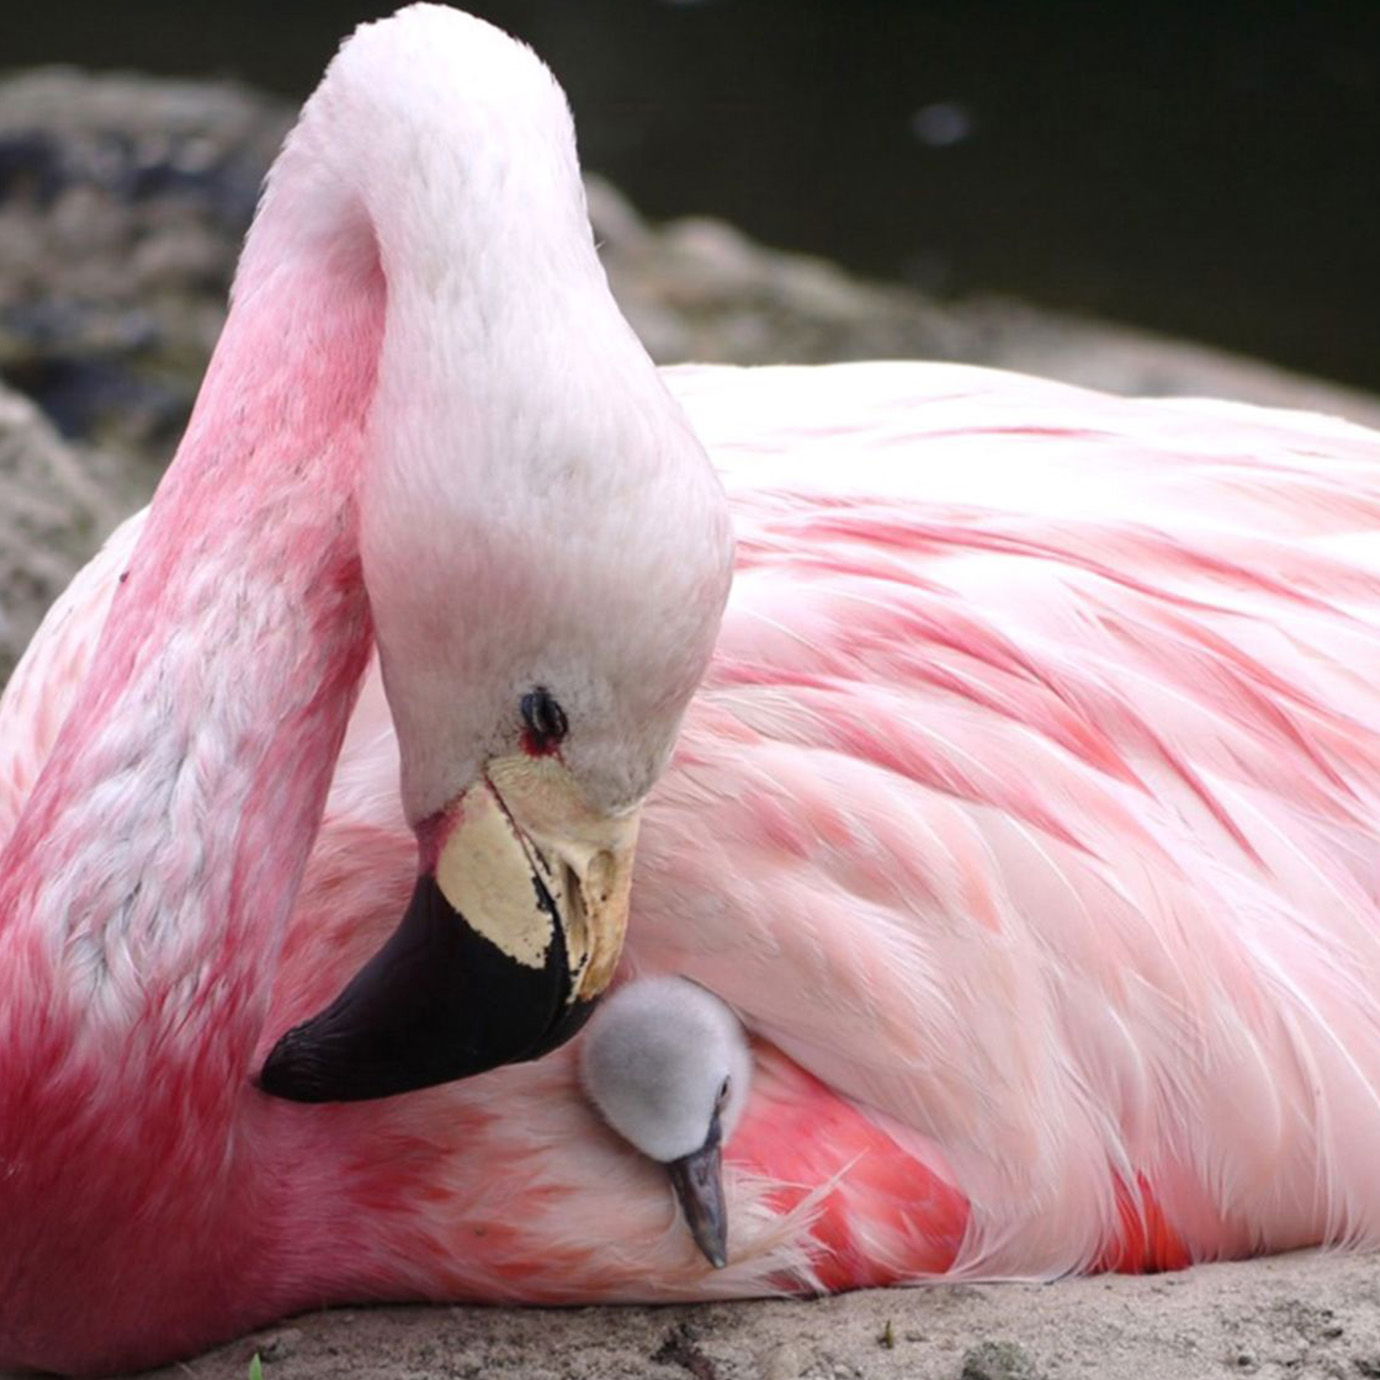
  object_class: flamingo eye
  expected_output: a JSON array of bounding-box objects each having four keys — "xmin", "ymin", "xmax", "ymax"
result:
[{"xmin": 521, "ymin": 688, "xmax": 568, "ymax": 755}]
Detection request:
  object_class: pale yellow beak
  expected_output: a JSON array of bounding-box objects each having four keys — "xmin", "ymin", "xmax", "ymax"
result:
[
  {"xmin": 439, "ymin": 753, "xmax": 641, "ymax": 1007},
  {"xmin": 260, "ymin": 753, "xmax": 640, "ymax": 1102}
]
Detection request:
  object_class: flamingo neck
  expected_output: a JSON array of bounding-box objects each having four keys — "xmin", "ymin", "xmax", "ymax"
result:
[
  {"xmin": 1, "ymin": 227, "xmax": 382, "ymax": 1038},
  {"xmin": 0, "ymin": 11, "xmax": 703, "ymax": 1367},
  {"xmin": 0, "ymin": 159, "xmax": 389, "ymax": 1367}
]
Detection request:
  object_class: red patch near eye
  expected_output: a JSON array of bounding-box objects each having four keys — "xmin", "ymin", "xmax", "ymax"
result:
[{"xmin": 521, "ymin": 727, "xmax": 562, "ymax": 758}]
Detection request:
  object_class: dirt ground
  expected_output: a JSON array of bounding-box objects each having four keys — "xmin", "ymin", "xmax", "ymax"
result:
[{"xmin": 132, "ymin": 1249, "xmax": 1380, "ymax": 1380}]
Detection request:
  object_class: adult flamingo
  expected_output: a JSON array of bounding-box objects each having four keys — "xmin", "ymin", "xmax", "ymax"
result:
[
  {"xmin": 0, "ymin": 6, "xmax": 739, "ymax": 1370},
  {"xmin": 7, "ymin": 5, "xmax": 1380, "ymax": 1375}
]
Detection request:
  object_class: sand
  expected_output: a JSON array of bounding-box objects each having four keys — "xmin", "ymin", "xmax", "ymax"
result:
[{"xmin": 134, "ymin": 1250, "xmax": 1380, "ymax": 1380}]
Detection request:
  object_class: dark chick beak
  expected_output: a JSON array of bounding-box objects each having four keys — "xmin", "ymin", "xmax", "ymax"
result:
[
  {"xmin": 666, "ymin": 1113, "xmax": 729, "ymax": 1269},
  {"xmin": 258, "ymin": 776, "xmax": 637, "ymax": 1103}
]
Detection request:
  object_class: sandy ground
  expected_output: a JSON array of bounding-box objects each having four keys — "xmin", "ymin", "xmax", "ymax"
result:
[{"xmin": 130, "ymin": 1251, "xmax": 1380, "ymax": 1380}]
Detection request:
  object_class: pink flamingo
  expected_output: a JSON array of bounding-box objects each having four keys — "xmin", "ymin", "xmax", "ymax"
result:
[{"xmin": 6, "ymin": 4, "xmax": 1380, "ymax": 1374}]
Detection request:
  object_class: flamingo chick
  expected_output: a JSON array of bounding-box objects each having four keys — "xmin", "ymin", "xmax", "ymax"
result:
[{"xmin": 580, "ymin": 976, "xmax": 752, "ymax": 1267}]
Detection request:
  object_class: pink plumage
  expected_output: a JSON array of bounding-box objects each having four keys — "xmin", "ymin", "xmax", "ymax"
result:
[{"xmin": 4, "ymin": 5, "xmax": 1380, "ymax": 1374}]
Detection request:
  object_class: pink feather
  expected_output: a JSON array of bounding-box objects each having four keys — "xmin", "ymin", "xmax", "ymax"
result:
[
  {"xmin": 5, "ymin": 7, "xmax": 1380, "ymax": 1373},
  {"xmin": 7, "ymin": 360, "xmax": 1380, "ymax": 1370}
]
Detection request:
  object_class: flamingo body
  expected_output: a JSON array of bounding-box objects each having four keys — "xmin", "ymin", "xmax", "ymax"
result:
[
  {"xmin": 5, "ymin": 7, "xmax": 1380, "ymax": 1374},
  {"xmin": 8, "ymin": 358, "xmax": 1380, "ymax": 1370}
]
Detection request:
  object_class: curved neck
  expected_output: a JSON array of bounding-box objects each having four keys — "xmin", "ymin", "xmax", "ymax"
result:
[
  {"xmin": 0, "ymin": 79, "xmax": 399, "ymax": 1367},
  {"xmin": 0, "ymin": 5, "xmax": 636, "ymax": 1164},
  {"xmin": 0, "ymin": 12, "xmax": 714, "ymax": 1366},
  {"xmin": 0, "ymin": 230, "xmax": 381, "ymax": 1064}
]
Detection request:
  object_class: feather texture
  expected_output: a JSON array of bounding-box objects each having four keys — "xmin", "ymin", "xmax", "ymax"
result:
[
  {"xmin": 8, "ymin": 361, "xmax": 1380, "ymax": 1370},
  {"xmin": 4, "ymin": 5, "xmax": 1380, "ymax": 1372}
]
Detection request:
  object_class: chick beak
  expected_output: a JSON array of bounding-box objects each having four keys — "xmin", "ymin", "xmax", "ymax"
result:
[{"xmin": 666, "ymin": 1112, "xmax": 729, "ymax": 1269}]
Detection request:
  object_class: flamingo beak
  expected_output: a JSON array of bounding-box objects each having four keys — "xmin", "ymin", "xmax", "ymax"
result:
[
  {"xmin": 258, "ymin": 766, "xmax": 639, "ymax": 1103},
  {"xmin": 666, "ymin": 1111, "xmax": 729, "ymax": 1269}
]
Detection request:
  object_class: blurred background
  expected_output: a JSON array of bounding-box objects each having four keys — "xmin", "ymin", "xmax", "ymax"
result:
[
  {"xmin": 2, "ymin": 1, "xmax": 1379, "ymax": 677},
  {"xmin": 6, "ymin": 0, "xmax": 1379, "ymax": 390}
]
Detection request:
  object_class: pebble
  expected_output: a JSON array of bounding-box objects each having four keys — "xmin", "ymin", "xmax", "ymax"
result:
[
  {"xmin": 757, "ymin": 1341, "xmax": 804, "ymax": 1380},
  {"xmin": 251, "ymin": 1328, "xmax": 302, "ymax": 1363},
  {"xmin": 960, "ymin": 1339, "xmax": 1042, "ymax": 1380}
]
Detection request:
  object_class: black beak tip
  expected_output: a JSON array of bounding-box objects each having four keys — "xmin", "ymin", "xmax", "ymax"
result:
[
  {"xmin": 524, "ymin": 994, "xmax": 599, "ymax": 1062},
  {"xmin": 254, "ymin": 1023, "xmax": 334, "ymax": 1102},
  {"xmin": 254, "ymin": 871, "xmax": 602, "ymax": 1104}
]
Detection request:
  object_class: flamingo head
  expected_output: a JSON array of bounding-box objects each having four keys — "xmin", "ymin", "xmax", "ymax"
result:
[
  {"xmin": 579, "ymin": 976, "xmax": 753, "ymax": 1268},
  {"xmin": 251, "ymin": 5, "xmax": 733, "ymax": 1103},
  {"xmin": 260, "ymin": 324, "xmax": 734, "ymax": 1101}
]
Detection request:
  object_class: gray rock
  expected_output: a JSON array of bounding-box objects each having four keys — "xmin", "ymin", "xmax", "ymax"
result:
[
  {"xmin": 4, "ymin": 67, "xmax": 1372, "ymax": 473},
  {"xmin": 0, "ymin": 383, "xmax": 134, "ymax": 683},
  {"xmin": 959, "ymin": 1339, "xmax": 1043, "ymax": 1380},
  {"xmin": 0, "ymin": 69, "xmax": 292, "ymax": 454},
  {"xmin": 586, "ymin": 175, "xmax": 1380, "ymax": 427},
  {"xmin": 586, "ymin": 178, "xmax": 974, "ymax": 369}
]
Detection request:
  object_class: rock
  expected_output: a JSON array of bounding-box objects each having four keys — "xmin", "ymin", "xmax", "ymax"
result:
[
  {"xmin": 959, "ymin": 1339, "xmax": 1043, "ymax": 1380},
  {"xmin": 0, "ymin": 69, "xmax": 292, "ymax": 454},
  {"xmin": 585, "ymin": 175, "xmax": 1380, "ymax": 429},
  {"xmin": 587, "ymin": 177, "xmax": 972, "ymax": 369},
  {"xmin": 0, "ymin": 382, "xmax": 134, "ymax": 683}
]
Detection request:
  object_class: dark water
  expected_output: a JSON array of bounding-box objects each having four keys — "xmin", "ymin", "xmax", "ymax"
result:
[{"xmin": 7, "ymin": 1, "xmax": 1379, "ymax": 391}]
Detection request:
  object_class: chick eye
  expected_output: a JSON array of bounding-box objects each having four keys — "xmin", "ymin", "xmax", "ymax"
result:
[
  {"xmin": 717, "ymin": 1076, "xmax": 731, "ymax": 1107},
  {"xmin": 521, "ymin": 687, "xmax": 568, "ymax": 756}
]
